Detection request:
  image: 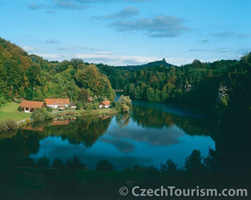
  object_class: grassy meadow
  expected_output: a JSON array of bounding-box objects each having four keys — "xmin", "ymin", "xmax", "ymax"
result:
[{"xmin": 0, "ymin": 102, "xmax": 30, "ymax": 122}]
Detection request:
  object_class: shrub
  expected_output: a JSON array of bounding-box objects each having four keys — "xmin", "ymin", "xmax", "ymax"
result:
[
  {"xmin": 31, "ymin": 110, "xmax": 45, "ymax": 122},
  {"xmin": 0, "ymin": 121, "xmax": 8, "ymax": 131},
  {"xmin": 31, "ymin": 109, "xmax": 53, "ymax": 122},
  {"xmin": 47, "ymin": 106, "xmax": 53, "ymax": 112},
  {"xmin": 0, "ymin": 96, "xmax": 6, "ymax": 104},
  {"xmin": 52, "ymin": 159, "xmax": 65, "ymax": 170},
  {"xmin": 37, "ymin": 155, "xmax": 50, "ymax": 168},
  {"xmin": 18, "ymin": 106, "xmax": 23, "ymax": 112},
  {"xmin": 77, "ymin": 102, "xmax": 83, "ymax": 110},
  {"xmin": 5, "ymin": 119, "xmax": 18, "ymax": 129},
  {"xmin": 65, "ymin": 156, "xmax": 87, "ymax": 171},
  {"xmin": 96, "ymin": 160, "xmax": 115, "ymax": 171},
  {"xmin": 115, "ymin": 95, "xmax": 132, "ymax": 113}
]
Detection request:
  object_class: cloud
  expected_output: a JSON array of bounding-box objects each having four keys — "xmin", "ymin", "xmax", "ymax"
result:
[
  {"xmin": 199, "ymin": 39, "xmax": 210, "ymax": 43},
  {"xmin": 36, "ymin": 53, "xmax": 64, "ymax": 60},
  {"xmin": 52, "ymin": 0, "xmax": 88, "ymax": 10},
  {"xmin": 109, "ymin": 15, "xmax": 188, "ymax": 38},
  {"xmin": 22, "ymin": 46, "xmax": 40, "ymax": 52},
  {"xmin": 57, "ymin": 45, "xmax": 79, "ymax": 50},
  {"xmin": 101, "ymin": 138, "xmax": 135, "ymax": 153},
  {"xmin": 212, "ymin": 32, "xmax": 251, "ymax": 39},
  {"xmin": 45, "ymin": 39, "xmax": 59, "ymax": 44},
  {"xmin": 28, "ymin": 0, "xmax": 150, "ymax": 12},
  {"xmin": 94, "ymin": 6, "xmax": 139, "ymax": 20},
  {"xmin": 75, "ymin": 52, "xmax": 161, "ymax": 65},
  {"xmin": 189, "ymin": 47, "xmax": 231, "ymax": 54},
  {"xmin": 108, "ymin": 125, "xmax": 185, "ymax": 146},
  {"xmin": 82, "ymin": 45, "xmax": 100, "ymax": 51},
  {"xmin": 212, "ymin": 32, "xmax": 236, "ymax": 38}
]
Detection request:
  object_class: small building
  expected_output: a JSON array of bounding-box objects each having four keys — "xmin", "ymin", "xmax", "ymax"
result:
[
  {"xmin": 44, "ymin": 98, "xmax": 70, "ymax": 109},
  {"xmin": 69, "ymin": 103, "xmax": 77, "ymax": 109},
  {"xmin": 99, "ymin": 100, "xmax": 110, "ymax": 108},
  {"xmin": 19, "ymin": 100, "xmax": 45, "ymax": 113}
]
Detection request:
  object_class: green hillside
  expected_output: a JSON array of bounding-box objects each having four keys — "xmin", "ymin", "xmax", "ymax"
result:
[{"xmin": 0, "ymin": 38, "xmax": 115, "ymax": 108}]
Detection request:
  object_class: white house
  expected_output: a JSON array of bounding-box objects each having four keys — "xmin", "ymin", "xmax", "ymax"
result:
[
  {"xmin": 44, "ymin": 98, "xmax": 70, "ymax": 109},
  {"xmin": 19, "ymin": 100, "xmax": 45, "ymax": 113},
  {"xmin": 99, "ymin": 100, "xmax": 110, "ymax": 108}
]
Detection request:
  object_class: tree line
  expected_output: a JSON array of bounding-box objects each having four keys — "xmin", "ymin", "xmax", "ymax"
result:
[
  {"xmin": 99, "ymin": 54, "xmax": 251, "ymax": 127},
  {"xmin": 0, "ymin": 38, "xmax": 115, "ymax": 107}
]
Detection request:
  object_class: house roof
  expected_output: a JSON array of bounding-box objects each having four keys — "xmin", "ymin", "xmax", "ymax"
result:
[
  {"xmin": 22, "ymin": 125, "xmax": 45, "ymax": 131},
  {"xmin": 51, "ymin": 119, "xmax": 69, "ymax": 126},
  {"xmin": 100, "ymin": 100, "xmax": 110, "ymax": 106},
  {"xmin": 44, "ymin": 98, "xmax": 70, "ymax": 105},
  {"xmin": 88, "ymin": 97, "xmax": 94, "ymax": 102},
  {"xmin": 20, "ymin": 100, "xmax": 44, "ymax": 109}
]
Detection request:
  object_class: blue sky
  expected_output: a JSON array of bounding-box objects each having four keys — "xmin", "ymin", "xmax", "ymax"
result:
[{"xmin": 0, "ymin": 0, "xmax": 250, "ymax": 66}]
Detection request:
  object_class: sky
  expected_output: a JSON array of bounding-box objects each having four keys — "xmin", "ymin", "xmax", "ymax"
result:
[{"xmin": 0, "ymin": 0, "xmax": 251, "ymax": 66}]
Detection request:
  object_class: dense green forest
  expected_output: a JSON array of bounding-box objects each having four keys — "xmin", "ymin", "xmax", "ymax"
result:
[
  {"xmin": 99, "ymin": 54, "xmax": 251, "ymax": 127},
  {"xmin": 0, "ymin": 37, "xmax": 250, "ymax": 127},
  {"xmin": 0, "ymin": 38, "xmax": 115, "ymax": 107}
]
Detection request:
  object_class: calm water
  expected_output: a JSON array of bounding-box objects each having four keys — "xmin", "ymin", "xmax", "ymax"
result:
[
  {"xmin": 0, "ymin": 100, "xmax": 215, "ymax": 170},
  {"xmin": 19, "ymin": 100, "xmax": 215, "ymax": 170}
]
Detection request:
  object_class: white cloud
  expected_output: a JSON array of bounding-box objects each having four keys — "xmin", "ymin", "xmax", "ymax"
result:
[
  {"xmin": 22, "ymin": 46, "xmax": 40, "ymax": 52},
  {"xmin": 110, "ymin": 15, "xmax": 188, "ymax": 38},
  {"xmin": 57, "ymin": 45, "xmax": 79, "ymax": 50},
  {"xmin": 35, "ymin": 53, "xmax": 64, "ymax": 60},
  {"xmin": 74, "ymin": 52, "xmax": 160, "ymax": 65}
]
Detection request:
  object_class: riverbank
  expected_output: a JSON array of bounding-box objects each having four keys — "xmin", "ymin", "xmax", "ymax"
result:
[
  {"xmin": 0, "ymin": 102, "xmax": 117, "ymax": 128},
  {"xmin": 52, "ymin": 108, "xmax": 117, "ymax": 118}
]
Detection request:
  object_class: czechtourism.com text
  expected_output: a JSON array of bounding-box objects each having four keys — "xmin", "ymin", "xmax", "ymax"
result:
[{"xmin": 119, "ymin": 186, "xmax": 248, "ymax": 198}]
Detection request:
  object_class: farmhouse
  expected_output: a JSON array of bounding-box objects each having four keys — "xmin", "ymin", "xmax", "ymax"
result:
[
  {"xmin": 99, "ymin": 100, "xmax": 110, "ymax": 108},
  {"xmin": 19, "ymin": 100, "xmax": 45, "ymax": 113},
  {"xmin": 45, "ymin": 98, "xmax": 70, "ymax": 109}
]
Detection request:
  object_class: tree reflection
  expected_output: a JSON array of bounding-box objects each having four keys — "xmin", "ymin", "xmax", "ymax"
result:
[
  {"xmin": 115, "ymin": 113, "xmax": 130, "ymax": 128},
  {"xmin": 131, "ymin": 105, "xmax": 213, "ymax": 136}
]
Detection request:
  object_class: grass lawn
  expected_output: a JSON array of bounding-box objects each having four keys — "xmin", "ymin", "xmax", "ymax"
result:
[{"xmin": 0, "ymin": 102, "xmax": 31, "ymax": 122}]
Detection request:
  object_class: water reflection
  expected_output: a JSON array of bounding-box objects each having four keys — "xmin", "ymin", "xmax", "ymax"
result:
[{"xmin": 0, "ymin": 103, "xmax": 215, "ymax": 170}]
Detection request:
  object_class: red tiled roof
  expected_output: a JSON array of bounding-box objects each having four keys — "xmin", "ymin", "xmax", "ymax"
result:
[
  {"xmin": 22, "ymin": 125, "xmax": 45, "ymax": 131},
  {"xmin": 44, "ymin": 98, "xmax": 70, "ymax": 105},
  {"xmin": 20, "ymin": 100, "xmax": 45, "ymax": 109},
  {"xmin": 99, "ymin": 100, "xmax": 110, "ymax": 106},
  {"xmin": 51, "ymin": 120, "xmax": 69, "ymax": 126}
]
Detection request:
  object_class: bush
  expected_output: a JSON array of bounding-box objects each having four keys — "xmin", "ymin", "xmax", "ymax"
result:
[
  {"xmin": 65, "ymin": 156, "xmax": 87, "ymax": 171},
  {"xmin": 52, "ymin": 159, "xmax": 65, "ymax": 170},
  {"xmin": 0, "ymin": 121, "xmax": 8, "ymax": 131},
  {"xmin": 86, "ymin": 103, "xmax": 93, "ymax": 112},
  {"xmin": 31, "ymin": 109, "xmax": 53, "ymax": 122},
  {"xmin": 31, "ymin": 110, "xmax": 45, "ymax": 122},
  {"xmin": 47, "ymin": 106, "xmax": 53, "ymax": 112},
  {"xmin": 18, "ymin": 106, "xmax": 23, "ymax": 112},
  {"xmin": 77, "ymin": 102, "xmax": 83, "ymax": 110},
  {"xmin": 0, "ymin": 96, "xmax": 6, "ymax": 104},
  {"xmin": 93, "ymin": 102, "xmax": 99, "ymax": 110},
  {"xmin": 96, "ymin": 160, "xmax": 115, "ymax": 171},
  {"xmin": 5, "ymin": 119, "xmax": 18, "ymax": 129},
  {"xmin": 115, "ymin": 95, "xmax": 132, "ymax": 113},
  {"xmin": 37, "ymin": 155, "xmax": 50, "ymax": 168}
]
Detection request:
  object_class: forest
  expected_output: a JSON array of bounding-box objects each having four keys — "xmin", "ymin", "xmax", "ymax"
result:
[
  {"xmin": 99, "ymin": 54, "xmax": 251, "ymax": 128},
  {"xmin": 0, "ymin": 37, "xmax": 250, "ymax": 128},
  {"xmin": 0, "ymin": 38, "xmax": 115, "ymax": 108}
]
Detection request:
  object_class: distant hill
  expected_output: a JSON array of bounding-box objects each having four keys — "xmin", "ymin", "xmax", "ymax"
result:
[{"xmin": 116, "ymin": 58, "xmax": 176, "ymax": 71}]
